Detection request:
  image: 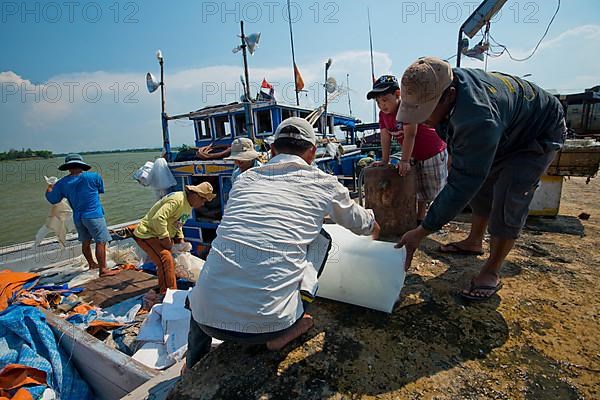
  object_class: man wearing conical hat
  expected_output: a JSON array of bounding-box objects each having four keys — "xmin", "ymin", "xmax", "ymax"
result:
[{"xmin": 46, "ymin": 154, "xmax": 118, "ymax": 277}]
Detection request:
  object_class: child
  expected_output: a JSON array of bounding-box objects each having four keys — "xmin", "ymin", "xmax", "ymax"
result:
[{"xmin": 367, "ymin": 75, "xmax": 448, "ymax": 223}]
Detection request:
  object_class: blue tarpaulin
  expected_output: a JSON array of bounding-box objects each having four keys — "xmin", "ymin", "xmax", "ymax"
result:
[
  {"xmin": 0, "ymin": 305, "xmax": 93, "ymax": 399},
  {"xmin": 333, "ymin": 116, "xmax": 356, "ymax": 129}
]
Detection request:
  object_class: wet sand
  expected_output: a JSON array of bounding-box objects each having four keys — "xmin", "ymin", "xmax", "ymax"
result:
[{"xmin": 171, "ymin": 176, "xmax": 599, "ymax": 400}]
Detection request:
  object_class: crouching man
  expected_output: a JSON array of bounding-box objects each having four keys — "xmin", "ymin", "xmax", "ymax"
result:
[
  {"xmin": 185, "ymin": 117, "xmax": 380, "ymax": 369},
  {"xmin": 133, "ymin": 183, "xmax": 215, "ymax": 295}
]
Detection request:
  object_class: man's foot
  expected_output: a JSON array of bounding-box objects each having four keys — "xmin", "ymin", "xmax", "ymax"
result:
[
  {"xmin": 461, "ymin": 273, "xmax": 503, "ymax": 301},
  {"xmin": 99, "ymin": 268, "xmax": 121, "ymax": 277},
  {"xmin": 266, "ymin": 315, "xmax": 314, "ymax": 351},
  {"xmin": 439, "ymin": 240, "xmax": 484, "ymax": 256}
]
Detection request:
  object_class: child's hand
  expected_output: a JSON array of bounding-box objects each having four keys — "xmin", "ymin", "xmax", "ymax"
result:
[
  {"xmin": 371, "ymin": 220, "xmax": 381, "ymax": 240},
  {"xmin": 397, "ymin": 160, "xmax": 411, "ymax": 176}
]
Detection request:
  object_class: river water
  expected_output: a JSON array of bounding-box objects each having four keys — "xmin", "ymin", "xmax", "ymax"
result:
[{"xmin": 0, "ymin": 152, "xmax": 161, "ymax": 247}]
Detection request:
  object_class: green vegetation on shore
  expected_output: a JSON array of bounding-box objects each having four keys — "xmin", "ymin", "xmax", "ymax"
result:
[
  {"xmin": 0, "ymin": 148, "xmax": 53, "ymax": 161},
  {"xmin": 55, "ymin": 148, "xmax": 163, "ymax": 157},
  {"xmin": 0, "ymin": 148, "xmax": 165, "ymax": 162}
]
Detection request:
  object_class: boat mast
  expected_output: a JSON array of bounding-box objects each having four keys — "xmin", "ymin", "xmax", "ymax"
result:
[
  {"xmin": 347, "ymin": 73, "xmax": 352, "ymax": 115},
  {"xmin": 368, "ymin": 9, "xmax": 376, "ymax": 122},
  {"xmin": 287, "ymin": 0, "xmax": 300, "ymax": 106},
  {"xmin": 240, "ymin": 21, "xmax": 252, "ymax": 102}
]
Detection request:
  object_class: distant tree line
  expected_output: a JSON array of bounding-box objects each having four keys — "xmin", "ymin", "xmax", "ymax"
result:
[
  {"xmin": 55, "ymin": 148, "xmax": 163, "ymax": 156},
  {"xmin": 0, "ymin": 147, "xmax": 164, "ymax": 161},
  {"xmin": 0, "ymin": 148, "xmax": 53, "ymax": 161}
]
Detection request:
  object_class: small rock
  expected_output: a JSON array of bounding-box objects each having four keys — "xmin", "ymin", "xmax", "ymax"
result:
[{"xmin": 578, "ymin": 212, "xmax": 591, "ymax": 220}]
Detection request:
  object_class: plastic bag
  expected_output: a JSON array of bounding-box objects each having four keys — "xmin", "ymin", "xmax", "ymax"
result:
[
  {"xmin": 107, "ymin": 245, "xmax": 142, "ymax": 266},
  {"xmin": 173, "ymin": 252, "xmax": 204, "ymax": 282},
  {"xmin": 132, "ymin": 161, "xmax": 154, "ymax": 186},
  {"xmin": 172, "ymin": 242, "xmax": 193, "ymax": 254},
  {"xmin": 147, "ymin": 158, "xmax": 176, "ymax": 190},
  {"xmin": 36, "ymin": 178, "xmax": 75, "ymax": 247}
]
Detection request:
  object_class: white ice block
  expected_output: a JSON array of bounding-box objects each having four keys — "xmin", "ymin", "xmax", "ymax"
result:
[{"xmin": 316, "ymin": 224, "xmax": 406, "ymax": 313}]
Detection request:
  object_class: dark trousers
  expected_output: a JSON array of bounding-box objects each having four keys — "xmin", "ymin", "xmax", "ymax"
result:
[{"xmin": 186, "ymin": 300, "xmax": 310, "ymax": 369}]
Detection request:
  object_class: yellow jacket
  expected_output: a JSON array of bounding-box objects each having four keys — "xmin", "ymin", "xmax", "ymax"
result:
[{"xmin": 134, "ymin": 192, "xmax": 192, "ymax": 240}]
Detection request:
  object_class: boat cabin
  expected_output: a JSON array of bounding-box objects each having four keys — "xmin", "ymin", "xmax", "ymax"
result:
[{"xmin": 162, "ymin": 100, "xmax": 363, "ymax": 250}]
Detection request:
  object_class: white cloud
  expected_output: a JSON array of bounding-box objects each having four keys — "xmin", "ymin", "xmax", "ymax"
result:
[
  {"xmin": 538, "ymin": 24, "xmax": 600, "ymax": 52},
  {"xmin": 1, "ymin": 49, "xmax": 393, "ymax": 152}
]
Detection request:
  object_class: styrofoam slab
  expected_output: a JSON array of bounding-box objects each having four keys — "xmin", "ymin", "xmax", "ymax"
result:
[{"xmin": 317, "ymin": 224, "xmax": 406, "ymax": 313}]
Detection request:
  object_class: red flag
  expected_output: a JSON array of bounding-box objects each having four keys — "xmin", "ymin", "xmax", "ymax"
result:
[
  {"xmin": 294, "ymin": 63, "xmax": 305, "ymax": 91},
  {"xmin": 261, "ymin": 78, "xmax": 272, "ymax": 89}
]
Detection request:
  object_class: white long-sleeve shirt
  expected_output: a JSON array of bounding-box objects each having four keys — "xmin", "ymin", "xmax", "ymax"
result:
[{"xmin": 189, "ymin": 154, "xmax": 375, "ymax": 334}]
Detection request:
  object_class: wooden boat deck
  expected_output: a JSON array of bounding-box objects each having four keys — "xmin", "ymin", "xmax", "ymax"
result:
[{"xmin": 76, "ymin": 269, "xmax": 158, "ymax": 308}]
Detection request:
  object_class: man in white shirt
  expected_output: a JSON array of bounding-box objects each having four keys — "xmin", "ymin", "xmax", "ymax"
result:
[{"xmin": 185, "ymin": 117, "xmax": 380, "ymax": 369}]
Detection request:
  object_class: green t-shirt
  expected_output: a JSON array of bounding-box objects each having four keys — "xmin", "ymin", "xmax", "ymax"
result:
[{"xmin": 134, "ymin": 191, "xmax": 192, "ymax": 239}]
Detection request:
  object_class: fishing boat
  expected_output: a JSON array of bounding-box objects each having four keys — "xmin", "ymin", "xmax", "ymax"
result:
[
  {"xmin": 0, "ymin": 226, "xmax": 174, "ymax": 400},
  {"xmin": 1, "ymin": 54, "xmax": 370, "ymax": 400},
  {"xmin": 158, "ymin": 99, "xmax": 363, "ymax": 251}
]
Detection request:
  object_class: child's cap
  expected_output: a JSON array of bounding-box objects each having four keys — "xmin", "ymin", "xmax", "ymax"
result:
[{"xmin": 366, "ymin": 75, "xmax": 399, "ymax": 100}]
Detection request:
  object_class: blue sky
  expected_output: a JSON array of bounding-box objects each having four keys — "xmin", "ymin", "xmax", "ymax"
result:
[{"xmin": 1, "ymin": 0, "xmax": 599, "ymax": 152}]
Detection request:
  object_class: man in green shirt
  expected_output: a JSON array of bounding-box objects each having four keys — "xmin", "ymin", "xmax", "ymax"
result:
[{"xmin": 133, "ymin": 183, "xmax": 216, "ymax": 294}]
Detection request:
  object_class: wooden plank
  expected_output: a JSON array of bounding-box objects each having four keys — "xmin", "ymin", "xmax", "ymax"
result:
[
  {"xmin": 76, "ymin": 269, "xmax": 159, "ymax": 308},
  {"xmin": 41, "ymin": 308, "xmax": 159, "ymax": 400},
  {"xmin": 547, "ymin": 145, "xmax": 600, "ymax": 176}
]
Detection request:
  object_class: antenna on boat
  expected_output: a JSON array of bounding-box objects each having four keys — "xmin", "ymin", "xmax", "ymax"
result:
[
  {"xmin": 287, "ymin": 0, "xmax": 300, "ymax": 106},
  {"xmin": 456, "ymin": 0, "xmax": 507, "ymax": 67},
  {"xmin": 346, "ymin": 73, "xmax": 352, "ymax": 115},
  {"xmin": 146, "ymin": 49, "xmax": 171, "ymax": 159},
  {"xmin": 367, "ymin": 8, "xmax": 377, "ymax": 122},
  {"xmin": 233, "ymin": 21, "xmax": 261, "ymax": 139},
  {"xmin": 323, "ymin": 58, "xmax": 333, "ymax": 137},
  {"xmin": 233, "ymin": 21, "xmax": 261, "ymax": 101}
]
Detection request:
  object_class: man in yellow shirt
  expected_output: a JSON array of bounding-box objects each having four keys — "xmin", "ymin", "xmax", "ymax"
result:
[{"xmin": 133, "ymin": 183, "xmax": 216, "ymax": 294}]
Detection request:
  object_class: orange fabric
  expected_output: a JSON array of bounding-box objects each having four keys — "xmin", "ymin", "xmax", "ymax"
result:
[
  {"xmin": 71, "ymin": 304, "xmax": 95, "ymax": 315},
  {"xmin": 0, "ymin": 364, "xmax": 46, "ymax": 400},
  {"xmin": 0, "ymin": 271, "xmax": 39, "ymax": 312},
  {"xmin": 16, "ymin": 297, "xmax": 49, "ymax": 309},
  {"xmin": 117, "ymin": 264, "xmax": 139, "ymax": 271},
  {"xmin": 15, "ymin": 291, "xmax": 50, "ymax": 309},
  {"xmin": 133, "ymin": 237, "xmax": 176, "ymax": 294},
  {"xmin": 0, "ymin": 388, "xmax": 34, "ymax": 400},
  {"xmin": 86, "ymin": 321, "xmax": 124, "ymax": 335},
  {"xmin": 294, "ymin": 63, "xmax": 305, "ymax": 91}
]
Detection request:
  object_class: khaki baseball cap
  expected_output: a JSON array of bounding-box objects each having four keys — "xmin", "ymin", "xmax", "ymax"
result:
[
  {"xmin": 224, "ymin": 137, "xmax": 260, "ymax": 162},
  {"xmin": 185, "ymin": 182, "xmax": 216, "ymax": 201},
  {"xmin": 274, "ymin": 117, "xmax": 317, "ymax": 146},
  {"xmin": 396, "ymin": 57, "xmax": 454, "ymax": 124}
]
